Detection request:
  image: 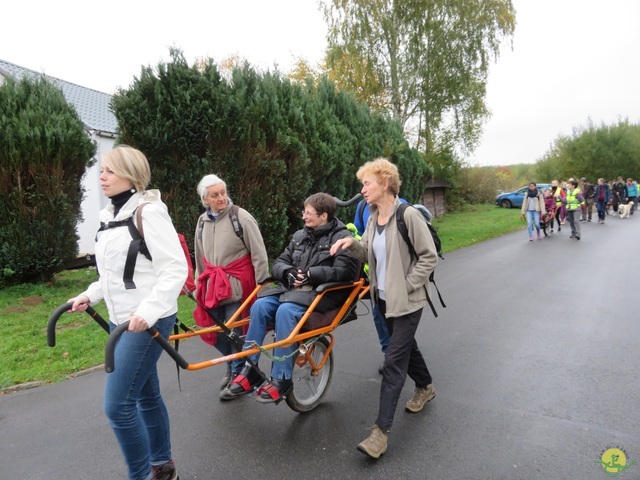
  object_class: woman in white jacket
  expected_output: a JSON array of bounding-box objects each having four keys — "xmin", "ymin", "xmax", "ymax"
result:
[{"xmin": 68, "ymin": 146, "xmax": 186, "ymax": 480}]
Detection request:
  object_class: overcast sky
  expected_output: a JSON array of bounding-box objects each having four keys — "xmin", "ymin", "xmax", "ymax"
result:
[{"xmin": 2, "ymin": 0, "xmax": 639, "ymax": 167}]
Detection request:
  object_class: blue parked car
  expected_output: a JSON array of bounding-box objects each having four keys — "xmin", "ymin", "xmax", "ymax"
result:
[{"xmin": 495, "ymin": 183, "xmax": 551, "ymax": 208}]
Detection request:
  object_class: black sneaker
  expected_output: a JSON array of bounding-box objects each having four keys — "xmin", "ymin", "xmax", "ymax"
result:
[
  {"xmin": 220, "ymin": 365, "xmax": 262, "ymax": 401},
  {"xmin": 219, "ymin": 364, "xmax": 232, "ymax": 390},
  {"xmin": 256, "ymin": 377, "xmax": 293, "ymax": 404}
]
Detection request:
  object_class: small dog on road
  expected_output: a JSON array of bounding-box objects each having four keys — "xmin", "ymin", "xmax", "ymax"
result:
[{"xmin": 619, "ymin": 203, "xmax": 632, "ymax": 218}]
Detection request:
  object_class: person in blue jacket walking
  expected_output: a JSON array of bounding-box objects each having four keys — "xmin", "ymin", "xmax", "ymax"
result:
[{"xmin": 594, "ymin": 178, "xmax": 611, "ymax": 224}]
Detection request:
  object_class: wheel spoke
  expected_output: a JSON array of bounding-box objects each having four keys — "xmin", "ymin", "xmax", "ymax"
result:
[
  {"xmin": 300, "ymin": 377, "xmax": 318, "ymax": 397},
  {"xmin": 286, "ymin": 337, "xmax": 334, "ymax": 412}
]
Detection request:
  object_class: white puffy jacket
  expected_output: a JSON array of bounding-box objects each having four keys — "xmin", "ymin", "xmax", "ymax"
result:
[{"xmin": 81, "ymin": 190, "xmax": 187, "ymax": 327}]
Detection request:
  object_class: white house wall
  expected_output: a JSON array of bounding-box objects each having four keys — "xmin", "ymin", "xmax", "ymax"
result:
[{"xmin": 76, "ymin": 134, "xmax": 114, "ymax": 256}]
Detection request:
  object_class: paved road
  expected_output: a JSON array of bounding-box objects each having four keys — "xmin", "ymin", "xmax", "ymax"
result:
[{"xmin": 2, "ymin": 214, "xmax": 640, "ymax": 479}]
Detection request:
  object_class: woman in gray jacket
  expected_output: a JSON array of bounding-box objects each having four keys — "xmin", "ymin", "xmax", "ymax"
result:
[
  {"xmin": 194, "ymin": 174, "xmax": 269, "ymax": 394},
  {"xmin": 331, "ymin": 158, "xmax": 438, "ymax": 459}
]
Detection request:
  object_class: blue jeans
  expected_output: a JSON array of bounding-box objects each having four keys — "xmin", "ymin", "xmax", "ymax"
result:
[
  {"xmin": 372, "ymin": 303, "xmax": 390, "ymax": 355},
  {"xmin": 104, "ymin": 315, "xmax": 175, "ymax": 480},
  {"xmin": 207, "ymin": 302, "xmax": 241, "ymax": 369},
  {"xmin": 525, "ymin": 210, "xmax": 541, "ymax": 236},
  {"xmin": 233, "ymin": 295, "xmax": 307, "ymax": 379},
  {"xmin": 596, "ymin": 200, "xmax": 607, "ymax": 221}
]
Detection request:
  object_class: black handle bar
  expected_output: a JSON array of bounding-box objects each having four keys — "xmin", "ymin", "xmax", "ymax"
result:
[
  {"xmin": 47, "ymin": 302, "xmax": 110, "ymax": 347},
  {"xmin": 333, "ymin": 193, "xmax": 363, "ymax": 208},
  {"xmin": 104, "ymin": 321, "xmax": 189, "ymax": 373}
]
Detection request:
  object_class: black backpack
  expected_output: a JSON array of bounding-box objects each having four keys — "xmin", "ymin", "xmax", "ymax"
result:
[{"xmin": 395, "ymin": 203, "xmax": 446, "ymax": 317}]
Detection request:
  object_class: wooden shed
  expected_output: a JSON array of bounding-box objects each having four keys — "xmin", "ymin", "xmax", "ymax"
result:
[{"xmin": 421, "ymin": 179, "xmax": 451, "ymax": 217}]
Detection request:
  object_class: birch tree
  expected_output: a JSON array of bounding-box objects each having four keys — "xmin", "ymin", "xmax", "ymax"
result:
[{"xmin": 321, "ymin": 0, "xmax": 515, "ymax": 154}]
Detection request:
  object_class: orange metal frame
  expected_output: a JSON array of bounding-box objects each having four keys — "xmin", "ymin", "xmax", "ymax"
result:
[{"xmin": 168, "ymin": 279, "xmax": 370, "ymax": 372}]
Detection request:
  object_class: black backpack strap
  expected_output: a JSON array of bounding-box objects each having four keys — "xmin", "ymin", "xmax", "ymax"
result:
[
  {"xmin": 134, "ymin": 204, "xmax": 152, "ymax": 261},
  {"xmin": 395, "ymin": 203, "xmax": 440, "ymax": 317},
  {"xmin": 123, "ymin": 231, "xmax": 143, "ymax": 289},
  {"xmin": 199, "ymin": 206, "xmax": 247, "ymax": 250},
  {"xmin": 429, "ymin": 271, "xmax": 446, "ymax": 308},
  {"xmin": 395, "ymin": 203, "xmax": 417, "ymax": 259},
  {"xmin": 95, "ymin": 219, "xmax": 143, "ymax": 286},
  {"xmin": 198, "ymin": 216, "xmax": 204, "ymax": 242},
  {"xmin": 172, "ymin": 318, "xmax": 194, "ymax": 392},
  {"xmin": 228, "ymin": 205, "xmax": 248, "ymax": 250},
  {"xmin": 122, "ymin": 204, "xmax": 152, "ymax": 290}
]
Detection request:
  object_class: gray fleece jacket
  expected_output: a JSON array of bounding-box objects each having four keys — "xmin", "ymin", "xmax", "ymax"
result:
[{"xmin": 347, "ymin": 197, "xmax": 438, "ymax": 318}]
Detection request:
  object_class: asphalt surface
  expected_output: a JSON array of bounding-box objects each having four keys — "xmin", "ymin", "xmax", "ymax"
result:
[{"xmin": 2, "ymin": 212, "xmax": 640, "ymax": 480}]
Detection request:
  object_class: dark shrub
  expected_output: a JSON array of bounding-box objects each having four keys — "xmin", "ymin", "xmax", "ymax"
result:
[{"xmin": 0, "ymin": 77, "xmax": 96, "ymax": 286}]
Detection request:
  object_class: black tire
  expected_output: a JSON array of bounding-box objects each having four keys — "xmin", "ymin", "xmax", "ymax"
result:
[
  {"xmin": 500, "ymin": 199, "xmax": 512, "ymax": 208},
  {"xmin": 285, "ymin": 336, "xmax": 333, "ymax": 413}
]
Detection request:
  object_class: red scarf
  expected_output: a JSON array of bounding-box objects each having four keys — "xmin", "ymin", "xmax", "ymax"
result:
[{"xmin": 194, "ymin": 255, "xmax": 256, "ymax": 345}]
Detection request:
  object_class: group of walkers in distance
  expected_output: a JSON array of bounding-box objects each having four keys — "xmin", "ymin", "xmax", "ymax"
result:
[
  {"xmin": 67, "ymin": 146, "xmax": 438, "ymax": 478},
  {"xmin": 521, "ymin": 176, "xmax": 638, "ymax": 241}
]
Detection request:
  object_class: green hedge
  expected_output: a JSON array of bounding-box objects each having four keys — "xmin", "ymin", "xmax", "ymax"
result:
[
  {"xmin": 112, "ymin": 49, "xmax": 430, "ymax": 258},
  {"xmin": 0, "ymin": 77, "xmax": 96, "ymax": 286}
]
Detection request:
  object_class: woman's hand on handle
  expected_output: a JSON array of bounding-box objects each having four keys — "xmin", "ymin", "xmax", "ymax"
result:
[
  {"xmin": 330, "ymin": 237, "xmax": 354, "ymax": 256},
  {"xmin": 128, "ymin": 314, "xmax": 151, "ymax": 332},
  {"xmin": 67, "ymin": 295, "xmax": 90, "ymax": 313}
]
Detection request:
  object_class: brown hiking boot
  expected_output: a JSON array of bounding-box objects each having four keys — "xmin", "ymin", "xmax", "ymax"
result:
[
  {"xmin": 357, "ymin": 425, "xmax": 388, "ymax": 459},
  {"xmin": 405, "ymin": 384, "xmax": 436, "ymax": 413},
  {"xmin": 151, "ymin": 459, "xmax": 179, "ymax": 480}
]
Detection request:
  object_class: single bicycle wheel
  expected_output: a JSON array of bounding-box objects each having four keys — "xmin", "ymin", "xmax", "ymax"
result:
[{"xmin": 286, "ymin": 336, "xmax": 333, "ymax": 413}]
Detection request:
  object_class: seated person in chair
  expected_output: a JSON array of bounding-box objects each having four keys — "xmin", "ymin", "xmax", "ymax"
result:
[{"xmin": 220, "ymin": 193, "xmax": 357, "ymax": 403}]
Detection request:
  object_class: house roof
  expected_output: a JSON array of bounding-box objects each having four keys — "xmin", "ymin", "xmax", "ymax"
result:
[{"xmin": 0, "ymin": 58, "xmax": 117, "ymax": 134}]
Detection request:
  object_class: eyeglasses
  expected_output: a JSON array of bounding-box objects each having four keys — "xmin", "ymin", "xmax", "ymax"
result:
[{"xmin": 302, "ymin": 210, "xmax": 320, "ymax": 217}]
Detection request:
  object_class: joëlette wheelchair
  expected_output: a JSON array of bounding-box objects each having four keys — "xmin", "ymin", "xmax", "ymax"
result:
[{"xmin": 48, "ymin": 194, "xmax": 368, "ymax": 413}]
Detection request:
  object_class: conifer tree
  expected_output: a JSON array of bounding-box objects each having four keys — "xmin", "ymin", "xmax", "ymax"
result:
[{"xmin": 0, "ymin": 77, "xmax": 96, "ymax": 285}]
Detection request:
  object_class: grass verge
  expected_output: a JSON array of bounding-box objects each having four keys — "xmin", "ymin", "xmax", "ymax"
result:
[
  {"xmin": 432, "ymin": 203, "xmax": 525, "ymax": 252},
  {"xmin": 0, "ymin": 203, "xmax": 523, "ymax": 391}
]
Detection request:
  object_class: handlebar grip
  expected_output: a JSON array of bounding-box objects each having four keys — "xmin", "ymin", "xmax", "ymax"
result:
[
  {"xmin": 47, "ymin": 302, "xmax": 106, "ymax": 347},
  {"xmin": 104, "ymin": 321, "xmax": 190, "ymax": 373},
  {"xmin": 47, "ymin": 303, "xmax": 73, "ymax": 347},
  {"xmin": 333, "ymin": 193, "xmax": 363, "ymax": 208},
  {"xmin": 104, "ymin": 322, "xmax": 130, "ymax": 373}
]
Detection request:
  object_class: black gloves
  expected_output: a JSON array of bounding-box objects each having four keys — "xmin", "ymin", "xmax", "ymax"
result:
[{"xmin": 287, "ymin": 269, "xmax": 310, "ymax": 287}]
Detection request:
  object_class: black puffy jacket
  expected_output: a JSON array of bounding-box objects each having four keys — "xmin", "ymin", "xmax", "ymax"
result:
[{"xmin": 263, "ymin": 218, "xmax": 357, "ymax": 312}]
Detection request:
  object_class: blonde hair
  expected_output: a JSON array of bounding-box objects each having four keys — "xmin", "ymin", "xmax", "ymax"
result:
[
  {"xmin": 101, "ymin": 145, "xmax": 151, "ymax": 192},
  {"xmin": 356, "ymin": 157, "xmax": 402, "ymax": 196}
]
